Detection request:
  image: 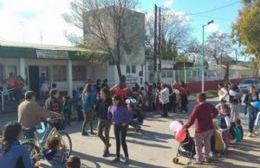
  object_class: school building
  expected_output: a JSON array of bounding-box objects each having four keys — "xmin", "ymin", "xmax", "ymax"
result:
[{"xmin": 0, "ymin": 41, "xmax": 108, "ymax": 97}]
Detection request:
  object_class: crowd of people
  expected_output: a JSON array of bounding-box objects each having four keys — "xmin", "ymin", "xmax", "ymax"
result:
[
  {"xmin": 181, "ymin": 81, "xmax": 260, "ymax": 165},
  {"xmin": 0, "ymin": 72, "xmax": 25, "ymax": 103},
  {"xmin": 1, "ymin": 73, "xmax": 260, "ymax": 167}
]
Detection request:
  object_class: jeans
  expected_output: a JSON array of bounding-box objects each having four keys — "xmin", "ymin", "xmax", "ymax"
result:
[
  {"xmin": 97, "ymin": 119, "xmax": 111, "ymax": 152},
  {"xmin": 194, "ymin": 129, "xmax": 213, "ymax": 162},
  {"xmin": 162, "ymin": 103, "xmax": 168, "ymax": 117},
  {"xmin": 114, "ymin": 124, "xmax": 129, "ymax": 158},
  {"xmin": 247, "ymin": 106, "xmax": 256, "ymax": 133},
  {"xmin": 230, "ymin": 103, "xmax": 239, "ymax": 122},
  {"xmin": 63, "ymin": 112, "xmax": 70, "ymax": 126}
]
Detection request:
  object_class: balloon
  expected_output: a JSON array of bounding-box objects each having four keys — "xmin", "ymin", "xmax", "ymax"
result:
[
  {"xmin": 253, "ymin": 101, "xmax": 260, "ymax": 109},
  {"xmin": 175, "ymin": 128, "xmax": 187, "ymax": 143},
  {"xmin": 169, "ymin": 121, "xmax": 183, "ymax": 132}
]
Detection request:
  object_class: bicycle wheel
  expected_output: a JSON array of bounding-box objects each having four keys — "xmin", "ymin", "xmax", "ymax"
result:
[
  {"xmin": 59, "ymin": 131, "xmax": 72, "ymax": 156},
  {"xmin": 21, "ymin": 141, "xmax": 40, "ymax": 157}
]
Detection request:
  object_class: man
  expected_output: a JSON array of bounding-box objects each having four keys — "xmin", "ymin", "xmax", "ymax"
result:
[
  {"xmin": 159, "ymin": 83, "xmax": 169, "ymax": 117},
  {"xmin": 183, "ymin": 93, "xmax": 218, "ymax": 164},
  {"xmin": 110, "ymin": 75, "xmax": 128, "ymax": 101},
  {"xmin": 18, "ymin": 91, "xmax": 60, "ymax": 137}
]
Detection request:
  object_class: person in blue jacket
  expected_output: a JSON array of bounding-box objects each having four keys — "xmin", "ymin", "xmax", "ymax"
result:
[
  {"xmin": 0, "ymin": 121, "xmax": 33, "ymax": 168},
  {"xmin": 81, "ymin": 83, "xmax": 95, "ymax": 136}
]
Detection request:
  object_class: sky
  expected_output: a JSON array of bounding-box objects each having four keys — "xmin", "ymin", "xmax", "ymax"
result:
[{"xmin": 0, "ymin": 0, "xmax": 242, "ymax": 46}]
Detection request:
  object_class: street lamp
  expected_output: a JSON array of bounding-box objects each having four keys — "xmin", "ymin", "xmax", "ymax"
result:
[{"xmin": 201, "ymin": 20, "xmax": 214, "ymax": 92}]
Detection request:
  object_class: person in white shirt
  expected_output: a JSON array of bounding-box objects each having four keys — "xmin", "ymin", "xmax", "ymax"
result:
[
  {"xmin": 159, "ymin": 83, "xmax": 169, "ymax": 117},
  {"xmin": 218, "ymin": 83, "xmax": 229, "ymax": 102}
]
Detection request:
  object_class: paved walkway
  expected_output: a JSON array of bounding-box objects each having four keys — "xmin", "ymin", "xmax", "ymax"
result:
[{"xmin": 0, "ymin": 97, "xmax": 259, "ymax": 168}]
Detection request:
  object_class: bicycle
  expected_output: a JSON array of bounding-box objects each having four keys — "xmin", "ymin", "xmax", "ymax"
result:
[{"xmin": 20, "ymin": 118, "xmax": 72, "ymax": 158}]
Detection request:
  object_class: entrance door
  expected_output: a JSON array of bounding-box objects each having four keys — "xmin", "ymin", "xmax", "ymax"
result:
[{"xmin": 29, "ymin": 66, "xmax": 40, "ymax": 97}]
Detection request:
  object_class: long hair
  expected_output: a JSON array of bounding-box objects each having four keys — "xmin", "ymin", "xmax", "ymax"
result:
[
  {"xmin": 101, "ymin": 88, "xmax": 111, "ymax": 100},
  {"xmin": 83, "ymin": 83, "xmax": 92, "ymax": 93},
  {"xmin": 1, "ymin": 121, "xmax": 22, "ymax": 154}
]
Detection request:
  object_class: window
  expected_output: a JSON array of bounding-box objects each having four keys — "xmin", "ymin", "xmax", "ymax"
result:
[
  {"xmin": 167, "ymin": 71, "xmax": 173, "ymax": 78},
  {"xmin": 161, "ymin": 72, "xmax": 166, "ymax": 78},
  {"xmin": 53, "ymin": 66, "xmax": 67, "ymax": 81},
  {"xmin": 148, "ymin": 65, "xmax": 153, "ymax": 71},
  {"xmin": 132, "ymin": 65, "xmax": 136, "ymax": 73},
  {"xmin": 73, "ymin": 66, "xmax": 86, "ymax": 81},
  {"xmin": 126, "ymin": 66, "xmax": 130, "ymax": 74}
]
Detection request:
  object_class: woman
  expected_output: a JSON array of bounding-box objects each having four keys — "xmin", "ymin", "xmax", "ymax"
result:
[
  {"xmin": 45, "ymin": 89, "xmax": 61, "ymax": 114},
  {"xmin": 81, "ymin": 83, "xmax": 95, "ymax": 136},
  {"xmin": 244, "ymin": 85, "xmax": 259, "ymax": 137},
  {"xmin": 218, "ymin": 83, "xmax": 228, "ymax": 102},
  {"xmin": 108, "ymin": 96, "xmax": 133, "ymax": 165},
  {"xmin": 0, "ymin": 121, "xmax": 33, "ymax": 168},
  {"xmin": 95, "ymin": 88, "xmax": 112, "ymax": 157}
]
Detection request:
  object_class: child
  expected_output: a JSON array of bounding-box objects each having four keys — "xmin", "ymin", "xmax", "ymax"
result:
[
  {"xmin": 108, "ymin": 96, "xmax": 133, "ymax": 165},
  {"xmin": 43, "ymin": 136, "xmax": 69, "ymax": 166},
  {"xmin": 62, "ymin": 96, "xmax": 72, "ymax": 126},
  {"xmin": 66, "ymin": 156, "xmax": 81, "ymax": 168},
  {"xmin": 215, "ymin": 104, "xmax": 231, "ymax": 153}
]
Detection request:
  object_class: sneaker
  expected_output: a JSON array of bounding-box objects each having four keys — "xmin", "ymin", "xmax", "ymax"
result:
[
  {"xmin": 111, "ymin": 157, "xmax": 120, "ymax": 163},
  {"xmin": 193, "ymin": 161, "xmax": 203, "ymax": 165},
  {"xmin": 90, "ymin": 131, "xmax": 96, "ymax": 135},
  {"xmin": 102, "ymin": 150, "xmax": 110, "ymax": 157},
  {"xmin": 123, "ymin": 157, "xmax": 129, "ymax": 165},
  {"xmin": 247, "ymin": 133, "xmax": 253, "ymax": 137}
]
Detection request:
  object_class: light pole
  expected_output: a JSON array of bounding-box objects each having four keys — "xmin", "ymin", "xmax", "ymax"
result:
[{"xmin": 202, "ymin": 20, "xmax": 214, "ymax": 92}]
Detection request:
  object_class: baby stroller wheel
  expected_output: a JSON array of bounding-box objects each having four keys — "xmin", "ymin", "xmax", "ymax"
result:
[{"xmin": 173, "ymin": 157, "xmax": 179, "ymax": 164}]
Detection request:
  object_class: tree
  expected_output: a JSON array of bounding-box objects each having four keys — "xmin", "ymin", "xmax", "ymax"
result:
[
  {"xmin": 64, "ymin": 0, "xmax": 140, "ymax": 79},
  {"xmin": 232, "ymin": 0, "xmax": 260, "ymax": 76},
  {"xmin": 145, "ymin": 10, "xmax": 191, "ymax": 60},
  {"xmin": 205, "ymin": 32, "xmax": 234, "ymax": 83}
]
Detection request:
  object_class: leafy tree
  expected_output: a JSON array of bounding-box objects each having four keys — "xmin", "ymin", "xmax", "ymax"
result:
[
  {"xmin": 232, "ymin": 0, "xmax": 260, "ymax": 76},
  {"xmin": 205, "ymin": 32, "xmax": 235, "ymax": 82},
  {"xmin": 64, "ymin": 0, "xmax": 139, "ymax": 78}
]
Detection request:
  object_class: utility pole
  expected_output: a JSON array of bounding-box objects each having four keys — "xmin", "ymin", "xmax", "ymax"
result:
[
  {"xmin": 154, "ymin": 5, "xmax": 158, "ymax": 82},
  {"xmin": 158, "ymin": 7, "xmax": 162, "ymax": 83}
]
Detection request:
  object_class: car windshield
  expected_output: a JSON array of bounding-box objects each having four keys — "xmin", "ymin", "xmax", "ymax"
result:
[{"xmin": 240, "ymin": 80, "xmax": 253, "ymax": 84}]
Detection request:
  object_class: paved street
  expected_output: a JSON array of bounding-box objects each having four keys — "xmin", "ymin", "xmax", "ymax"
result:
[{"xmin": 0, "ymin": 97, "xmax": 260, "ymax": 168}]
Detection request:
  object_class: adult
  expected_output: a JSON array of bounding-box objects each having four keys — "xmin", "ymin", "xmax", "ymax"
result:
[
  {"xmin": 101, "ymin": 79, "xmax": 109, "ymax": 89},
  {"xmin": 18, "ymin": 91, "xmax": 58, "ymax": 138},
  {"xmin": 110, "ymin": 75, "xmax": 128, "ymax": 101},
  {"xmin": 179, "ymin": 81, "xmax": 189, "ymax": 113},
  {"xmin": 183, "ymin": 93, "xmax": 218, "ymax": 164},
  {"xmin": 95, "ymin": 88, "xmax": 112, "ymax": 157},
  {"xmin": 95, "ymin": 79, "xmax": 102, "ymax": 95},
  {"xmin": 0, "ymin": 122, "xmax": 33, "ymax": 168},
  {"xmin": 81, "ymin": 83, "xmax": 95, "ymax": 136},
  {"xmin": 45, "ymin": 89, "xmax": 61, "ymax": 114},
  {"xmin": 217, "ymin": 83, "xmax": 228, "ymax": 102},
  {"xmin": 228, "ymin": 83, "xmax": 241, "ymax": 122},
  {"xmin": 159, "ymin": 83, "xmax": 170, "ymax": 117},
  {"xmin": 7, "ymin": 72, "xmax": 16, "ymax": 101},
  {"xmin": 15, "ymin": 75, "xmax": 24, "ymax": 102},
  {"xmin": 244, "ymin": 85, "xmax": 259, "ymax": 137},
  {"xmin": 108, "ymin": 96, "xmax": 132, "ymax": 165},
  {"xmin": 39, "ymin": 73, "xmax": 48, "ymax": 88}
]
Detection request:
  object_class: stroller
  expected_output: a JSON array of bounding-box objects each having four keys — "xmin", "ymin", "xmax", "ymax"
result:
[{"xmin": 173, "ymin": 129, "xmax": 196, "ymax": 165}]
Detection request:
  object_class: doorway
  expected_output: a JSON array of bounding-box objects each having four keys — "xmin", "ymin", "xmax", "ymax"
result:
[{"xmin": 28, "ymin": 66, "xmax": 40, "ymax": 97}]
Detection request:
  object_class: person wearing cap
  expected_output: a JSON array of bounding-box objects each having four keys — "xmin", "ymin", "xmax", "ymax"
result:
[{"xmin": 18, "ymin": 91, "xmax": 60, "ymax": 138}]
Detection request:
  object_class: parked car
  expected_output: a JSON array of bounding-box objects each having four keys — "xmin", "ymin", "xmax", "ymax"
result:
[{"xmin": 238, "ymin": 79, "xmax": 260, "ymax": 93}]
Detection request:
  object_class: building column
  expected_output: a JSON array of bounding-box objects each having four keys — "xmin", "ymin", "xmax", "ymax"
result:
[
  {"xmin": 19, "ymin": 58, "xmax": 26, "ymax": 80},
  {"xmin": 67, "ymin": 60, "xmax": 73, "ymax": 97}
]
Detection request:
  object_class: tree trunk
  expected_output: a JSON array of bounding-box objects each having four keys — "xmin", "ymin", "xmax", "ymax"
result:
[
  {"xmin": 223, "ymin": 63, "xmax": 230, "ymax": 85},
  {"xmin": 116, "ymin": 38, "xmax": 122, "ymax": 79}
]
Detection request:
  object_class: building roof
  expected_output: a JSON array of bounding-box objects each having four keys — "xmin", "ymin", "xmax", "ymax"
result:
[{"xmin": 0, "ymin": 40, "xmax": 107, "ymax": 60}]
